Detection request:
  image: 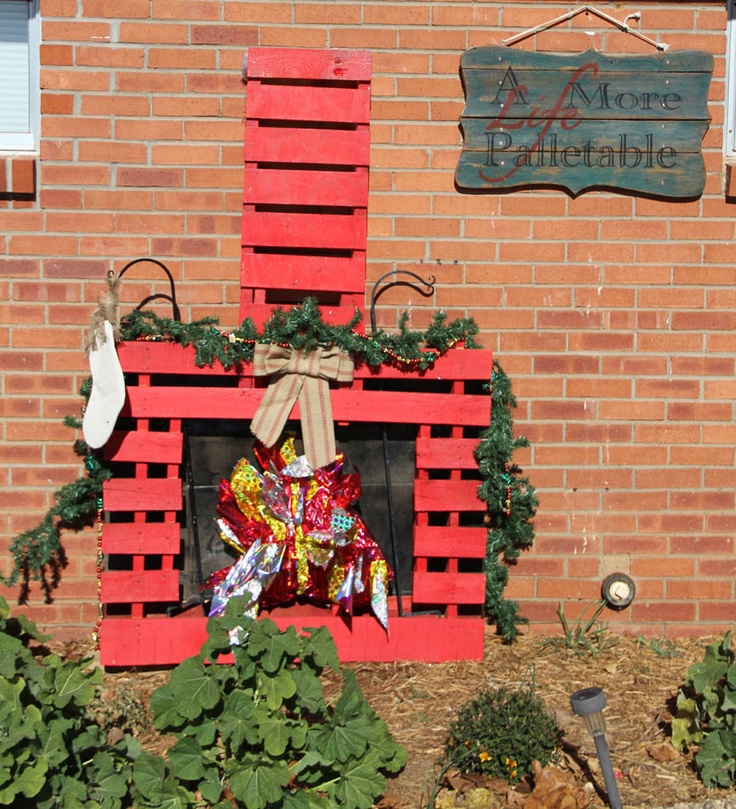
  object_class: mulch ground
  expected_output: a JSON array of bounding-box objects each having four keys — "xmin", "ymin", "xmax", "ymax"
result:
[{"xmin": 87, "ymin": 628, "xmax": 735, "ymax": 809}]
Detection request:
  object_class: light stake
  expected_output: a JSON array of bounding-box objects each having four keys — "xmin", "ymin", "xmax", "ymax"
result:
[{"xmin": 569, "ymin": 687, "xmax": 623, "ymax": 809}]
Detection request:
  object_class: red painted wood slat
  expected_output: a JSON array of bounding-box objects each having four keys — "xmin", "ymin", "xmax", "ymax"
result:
[
  {"xmin": 246, "ymin": 47, "xmax": 372, "ymax": 82},
  {"xmin": 416, "ymin": 437, "xmax": 480, "ymax": 470},
  {"xmin": 412, "ymin": 572, "xmax": 486, "ymax": 605},
  {"xmin": 245, "ymin": 127, "xmax": 370, "ymax": 167},
  {"xmin": 122, "ymin": 386, "xmax": 491, "ymax": 426},
  {"xmin": 414, "ymin": 478, "xmax": 483, "ymax": 513},
  {"xmin": 101, "ymin": 570, "xmax": 179, "ymax": 604},
  {"xmin": 104, "ymin": 430, "xmax": 183, "ymax": 465},
  {"xmin": 247, "ymin": 84, "xmax": 371, "ymax": 125},
  {"xmin": 241, "ymin": 253, "xmax": 366, "ymax": 294},
  {"xmin": 244, "ymin": 166, "xmax": 370, "ymax": 208},
  {"xmin": 102, "ymin": 478, "xmax": 182, "ymax": 512},
  {"xmin": 116, "ymin": 341, "xmax": 494, "ymax": 383},
  {"xmin": 413, "ymin": 526, "xmax": 487, "ymax": 558},
  {"xmin": 99, "ymin": 612, "xmax": 483, "ymax": 667},
  {"xmin": 242, "ymin": 210, "xmax": 367, "ymax": 251},
  {"xmin": 101, "ymin": 523, "xmax": 180, "ymax": 556}
]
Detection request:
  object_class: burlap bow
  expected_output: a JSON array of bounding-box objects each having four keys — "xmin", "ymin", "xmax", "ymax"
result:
[{"xmin": 250, "ymin": 344, "xmax": 354, "ymax": 469}]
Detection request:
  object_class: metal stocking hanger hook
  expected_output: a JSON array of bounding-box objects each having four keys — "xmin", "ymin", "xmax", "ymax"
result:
[
  {"xmin": 116, "ymin": 257, "xmax": 181, "ymax": 321},
  {"xmin": 369, "ymin": 270, "xmax": 440, "ymax": 618}
]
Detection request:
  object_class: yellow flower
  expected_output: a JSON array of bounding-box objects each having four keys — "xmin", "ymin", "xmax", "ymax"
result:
[{"xmin": 479, "ymin": 751, "xmax": 491, "ymax": 762}]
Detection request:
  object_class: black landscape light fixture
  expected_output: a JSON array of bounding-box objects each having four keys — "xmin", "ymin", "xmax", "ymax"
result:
[{"xmin": 569, "ymin": 687, "xmax": 623, "ymax": 809}]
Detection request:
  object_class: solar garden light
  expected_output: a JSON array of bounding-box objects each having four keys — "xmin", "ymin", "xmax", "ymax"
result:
[{"xmin": 569, "ymin": 687, "xmax": 623, "ymax": 809}]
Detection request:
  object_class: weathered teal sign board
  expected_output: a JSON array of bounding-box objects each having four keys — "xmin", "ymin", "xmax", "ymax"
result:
[{"xmin": 455, "ymin": 48, "xmax": 713, "ymax": 198}]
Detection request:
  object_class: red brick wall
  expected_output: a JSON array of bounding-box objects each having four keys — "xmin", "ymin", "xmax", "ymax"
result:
[{"xmin": 1, "ymin": 0, "xmax": 732, "ymax": 639}]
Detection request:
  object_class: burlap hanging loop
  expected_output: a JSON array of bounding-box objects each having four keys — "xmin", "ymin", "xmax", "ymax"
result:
[{"xmin": 250, "ymin": 344, "xmax": 354, "ymax": 469}]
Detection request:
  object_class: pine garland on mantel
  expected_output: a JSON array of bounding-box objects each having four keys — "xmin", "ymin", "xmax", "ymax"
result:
[{"xmin": 1, "ymin": 300, "xmax": 537, "ymax": 641}]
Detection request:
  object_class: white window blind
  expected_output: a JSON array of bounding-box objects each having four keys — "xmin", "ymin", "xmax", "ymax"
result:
[{"xmin": 0, "ymin": 0, "xmax": 39, "ymax": 151}]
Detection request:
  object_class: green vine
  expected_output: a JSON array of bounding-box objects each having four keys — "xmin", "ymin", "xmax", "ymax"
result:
[{"xmin": 2, "ymin": 300, "xmax": 536, "ymax": 640}]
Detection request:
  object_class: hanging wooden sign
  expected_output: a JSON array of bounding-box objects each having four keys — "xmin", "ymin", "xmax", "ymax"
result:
[{"xmin": 455, "ymin": 48, "xmax": 713, "ymax": 198}]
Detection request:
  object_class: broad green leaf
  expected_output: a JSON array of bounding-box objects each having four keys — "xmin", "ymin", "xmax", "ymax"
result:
[
  {"xmin": 89, "ymin": 751, "xmax": 130, "ymax": 800},
  {"xmin": 189, "ymin": 717, "xmax": 217, "ymax": 747},
  {"xmin": 167, "ymin": 656, "xmax": 222, "ymax": 720},
  {"xmin": 315, "ymin": 714, "xmax": 373, "ymax": 765},
  {"xmin": 283, "ymin": 788, "xmax": 331, "ymax": 808},
  {"xmin": 258, "ymin": 666, "xmax": 296, "ymax": 710},
  {"xmin": 301, "ymin": 626, "xmax": 340, "ymax": 673},
  {"xmin": 0, "ymin": 631, "xmax": 23, "ymax": 678},
  {"xmin": 133, "ymin": 751, "xmax": 167, "ymax": 799},
  {"xmin": 220, "ymin": 689, "xmax": 257, "ymax": 751},
  {"xmin": 688, "ymin": 633, "xmax": 733, "ymax": 697},
  {"xmin": 257, "ymin": 715, "xmax": 291, "ymax": 757},
  {"xmin": 260, "ymin": 625, "xmax": 302, "ymax": 674},
  {"xmin": 38, "ymin": 719, "xmax": 71, "ymax": 768},
  {"xmin": 334, "ymin": 670, "xmax": 367, "ymax": 721},
  {"xmin": 150, "ymin": 684, "xmax": 187, "ymax": 731},
  {"xmin": 53, "ymin": 662, "xmax": 100, "ymax": 707},
  {"xmin": 228, "ymin": 758, "xmax": 290, "ymax": 809},
  {"xmin": 695, "ymin": 728, "xmax": 736, "ymax": 787},
  {"xmin": 0, "ymin": 595, "xmax": 9, "ymax": 619},
  {"xmin": 199, "ymin": 771, "xmax": 224, "ymax": 805},
  {"xmin": 168, "ymin": 737, "xmax": 210, "ymax": 782},
  {"xmin": 331, "ymin": 752, "xmax": 387, "ymax": 809},
  {"xmin": 291, "ymin": 667, "xmax": 327, "ymax": 714},
  {"xmin": 15, "ymin": 757, "xmax": 50, "ymax": 800}
]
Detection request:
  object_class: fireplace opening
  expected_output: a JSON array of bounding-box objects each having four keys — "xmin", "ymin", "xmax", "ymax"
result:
[{"xmin": 180, "ymin": 419, "xmax": 417, "ymax": 608}]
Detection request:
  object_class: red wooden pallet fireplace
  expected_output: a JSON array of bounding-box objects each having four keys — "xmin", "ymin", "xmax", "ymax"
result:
[{"xmin": 98, "ymin": 47, "xmax": 494, "ymax": 666}]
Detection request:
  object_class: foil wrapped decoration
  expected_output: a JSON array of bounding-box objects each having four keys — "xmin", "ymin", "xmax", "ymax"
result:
[{"xmin": 204, "ymin": 437, "xmax": 391, "ymax": 630}]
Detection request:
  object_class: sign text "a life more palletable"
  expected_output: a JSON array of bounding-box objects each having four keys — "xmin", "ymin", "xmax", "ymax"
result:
[{"xmin": 455, "ymin": 48, "xmax": 713, "ymax": 198}]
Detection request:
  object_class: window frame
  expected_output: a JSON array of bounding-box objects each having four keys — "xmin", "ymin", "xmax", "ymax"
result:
[
  {"xmin": 726, "ymin": 0, "xmax": 736, "ymax": 159},
  {"xmin": 0, "ymin": 0, "xmax": 40, "ymax": 153}
]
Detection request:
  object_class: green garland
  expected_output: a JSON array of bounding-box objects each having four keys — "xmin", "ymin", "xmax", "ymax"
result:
[
  {"xmin": 2, "ymin": 300, "xmax": 536, "ymax": 641},
  {"xmin": 476, "ymin": 363, "xmax": 539, "ymax": 641},
  {"xmin": 121, "ymin": 297, "xmax": 480, "ymax": 370}
]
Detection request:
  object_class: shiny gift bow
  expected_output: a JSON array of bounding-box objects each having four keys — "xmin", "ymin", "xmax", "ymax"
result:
[{"xmin": 250, "ymin": 344, "xmax": 354, "ymax": 469}]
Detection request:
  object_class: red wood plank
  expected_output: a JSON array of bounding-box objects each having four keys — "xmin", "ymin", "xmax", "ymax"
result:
[
  {"xmin": 413, "ymin": 525, "xmax": 487, "ymax": 558},
  {"xmin": 416, "ymin": 437, "xmax": 480, "ymax": 470},
  {"xmin": 104, "ymin": 430, "xmax": 183, "ymax": 465},
  {"xmin": 246, "ymin": 47, "xmax": 371, "ymax": 82},
  {"xmin": 123, "ymin": 387, "xmax": 491, "ymax": 427},
  {"xmin": 242, "ymin": 253, "xmax": 365, "ymax": 294},
  {"xmin": 101, "ymin": 570, "xmax": 179, "ymax": 604},
  {"xmin": 99, "ymin": 613, "xmax": 483, "ymax": 667},
  {"xmin": 414, "ymin": 478, "xmax": 484, "ymax": 512},
  {"xmin": 101, "ymin": 523, "xmax": 180, "ymax": 555},
  {"xmin": 242, "ymin": 210, "xmax": 367, "ymax": 251},
  {"xmin": 116, "ymin": 342, "xmax": 493, "ymax": 384},
  {"xmin": 412, "ymin": 572, "xmax": 486, "ymax": 605},
  {"xmin": 245, "ymin": 127, "xmax": 370, "ymax": 166},
  {"xmin": 243, "ymin": 166, "xmax": 370, "ymax": 208},
  {"xmin": 247, "ymin": 83, "xmax": 371, "ymax": 125},
  {"xmin": 103, "ymin": 478, "xmax": 182, "ymax": 512}
]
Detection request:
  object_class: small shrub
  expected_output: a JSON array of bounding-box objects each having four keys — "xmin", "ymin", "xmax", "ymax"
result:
[
  {"xmin": 443, "ymin": 684, "xmax": 561, "ymax": 785},
  {"xmin": 0, "ymin": 595, "xmax": 139, "ymax": 808},
  {"xmin": 133, "ymin": 596, "xmax": 407, "ymax": 809},
  {"xmin": 673, "ymin": 631, "xmax": 736, "ymax": 787}
]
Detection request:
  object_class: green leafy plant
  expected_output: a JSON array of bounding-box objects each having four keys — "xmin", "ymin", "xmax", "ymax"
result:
[
  {"xmin": 0, "ymin": 595, "xmax": 140, "ymax": 808},
  {"xmin": 134, "ymin": 597, "xmax": 406, "ymax": 809},
  {"xmin": 636, "ymin": 635, "xmax": 682, "ymax": 659},
  {"xmin": 441, "ymin": 683, "xmax": 561, "ymax": 790},
  {"xmin": 672, "ymin": 632, "xmax": 736, "ymax": 787},
  {"xmin": 543, "ymin": 600, "xmax": 617, "ymax": 658}
]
